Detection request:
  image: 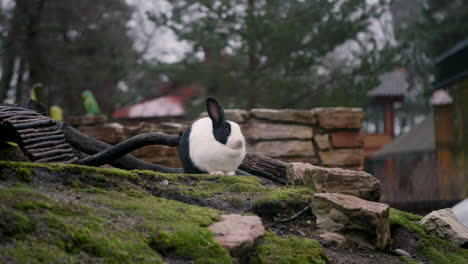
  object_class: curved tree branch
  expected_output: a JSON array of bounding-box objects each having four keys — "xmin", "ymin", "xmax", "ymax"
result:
[
  {"xmin": 61, "ymin": 122, "xmax": 183, "ymax": 173},
  {"xmin": 60, "ymin": 122, "xmax": 256, "ymax": 177},
  {"xmin": 77, "ymin": 132, "xmax": 180, "ymax": 166}
]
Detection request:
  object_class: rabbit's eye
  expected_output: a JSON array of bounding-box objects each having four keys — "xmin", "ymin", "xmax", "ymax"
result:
[{"xmin": 224, "ymin": 127, "xmax": 230, "ymax": 133}]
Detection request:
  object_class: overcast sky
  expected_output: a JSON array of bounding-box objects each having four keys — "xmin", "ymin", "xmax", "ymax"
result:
[
  {"xmin": 126, "ymin": 0, "xmax": 395, "ymax": 63},
  {"xmin": 1, "ymin": 0, "xmax": 394, "ymax": 63}
]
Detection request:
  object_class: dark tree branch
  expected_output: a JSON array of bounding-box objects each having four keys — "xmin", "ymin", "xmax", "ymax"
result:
[
  {"xmin": 77, "ymin": 132, "xmax": 180, "ymax": 166},
  {"xmin": 61, "ymin": 122, "xmax": 183, "ymax": 173},
  {"xmin": 60, "ymin": 123, "xmax": 266, "ymax": 179}
]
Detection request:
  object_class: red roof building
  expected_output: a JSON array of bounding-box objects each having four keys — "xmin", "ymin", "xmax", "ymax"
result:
[{"xmin": 112, "ymin": 83, "xmax": 197, "ymax": 120}]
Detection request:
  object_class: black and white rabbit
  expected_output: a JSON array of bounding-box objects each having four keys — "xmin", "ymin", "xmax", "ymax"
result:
[{"xmin": 179, "ymin": 97, "xmax": 246, "ymax": 175}]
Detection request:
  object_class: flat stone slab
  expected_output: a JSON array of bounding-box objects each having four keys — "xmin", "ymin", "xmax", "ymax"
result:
[
  {"xmin": 242, "ymin": 121, "xmax": 313, "ymax": 140},
  {"xmin": 314, "ymin": 108, "xmax": 364, "ymax": 129},
  {"xmin": 68, "ymin": 115, "xmax": 108, "ymax": 126},
  {"xmin": 248, "ymin": 140, "xmax": 315, "ymax": 158},
  {"xmin": 311, "ymin": 193, "xmax": 391, "ymax": 250},
  {"xmin": 208, "ymin": 214, "xmax": 265, "ymax": 252},
  {"xmin": 420, "ymin": 208, "xmax": 468, "ymax": 247},
  {"xmin": 287, "ymin": 163, "xmax": 381, "ymax": 201},
  {"xmin": 251, "ymin": 108, "xmax": 316, "ymax": 124}
]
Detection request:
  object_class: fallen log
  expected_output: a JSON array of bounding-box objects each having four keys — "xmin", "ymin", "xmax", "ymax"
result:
[{"xmin": 239, "ymin": 154, "xmax": 288, "ymax": 184}]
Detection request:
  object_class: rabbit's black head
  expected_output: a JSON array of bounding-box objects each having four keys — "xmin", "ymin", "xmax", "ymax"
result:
[{"xmin": 206, "ymin": 97, "xmax": 231, "ymax": 144}]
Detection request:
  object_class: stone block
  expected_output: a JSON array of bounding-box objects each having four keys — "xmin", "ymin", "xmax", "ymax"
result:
[
  {"xmin": 251, "ymin": 109, "xmax": 316, "ymax": 124},
  {"xmin": 314, "ymin": 134, "xmax": 330, "ymax": 150},
  {"xmin": 208, "ymin": 214, "xmax": 265, "ymax": 254},
  {"xmin": 286, "ymin": 162, "xmax": 381, "ymax": 201},
  {"xmin": 68, "ymin": 115, "xmax": 107, "ymax": 126},
  {"xmin": 78, "ymin": 123, "xmax": 127, "ymax": 144},
  {"xmin": 242, "ymin": 121, "xmax": 313, "ymax": 140},
  {"xmin": 314, "ymin": 108, "xmax": 364, "ymax": 129},
  {"xmin": 131, "ymin": 145, "xmax": 179, "ymax": 157},
  {"xmin": 248, "ymin": 140, "xmax": 315, "ymax": 157},
  {"xmin": 420, "ymin": 208, "xmax": 468, "ymax": 247},
  {"xmin": 137, "ymin": 122, "xmax": 186, "ymax": 135},
  {"xmin": 311, "ymin": 193, "xmax": 391, "ymax": 250},
  {"xmin": 330, "ymin": 131, "xmax": 364, "ymax": 148}
]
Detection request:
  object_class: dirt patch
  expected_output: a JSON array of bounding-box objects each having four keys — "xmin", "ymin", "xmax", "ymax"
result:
[{"xmin": 392, "ymin": 226, "xmax": 422, "ymax": 258}]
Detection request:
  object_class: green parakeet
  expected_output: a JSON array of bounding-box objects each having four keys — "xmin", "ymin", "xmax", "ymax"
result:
[{"xmin": 81, "ymin": 90, "xmax": 101, "ymax": 115}]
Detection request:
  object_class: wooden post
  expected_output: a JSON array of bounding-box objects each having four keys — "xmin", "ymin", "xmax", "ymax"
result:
[{"xmin": 434, "ymin": 104, "xmax": 454, "ymax": 199}]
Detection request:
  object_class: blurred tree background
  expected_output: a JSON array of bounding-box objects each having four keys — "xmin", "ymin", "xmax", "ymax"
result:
[
  {"xmin": 389, "ymin": 0, "xmax": 468, "ymax": 132},
  {"xmin": 148, "ymin": 0, "xmax": 399, "ymax": 111},
  {"xmin": 0, "ymin": 0, "xmax": 467, "ymax": 116},
  {"xmin": 0, "ymin": 0, "xmax": 137, "ymax": 115}
]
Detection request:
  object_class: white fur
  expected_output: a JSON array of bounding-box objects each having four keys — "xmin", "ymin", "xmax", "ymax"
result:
[{"xmin": 189, "ymin": 117, "xmax": 246, "ymax": 175}]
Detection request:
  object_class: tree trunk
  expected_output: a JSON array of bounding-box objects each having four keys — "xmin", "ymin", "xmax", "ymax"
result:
[
  {"xmin": 15, "ymin": 58, "xmax": 26, "ymax": 103},
  {"xmin": 24, "ymin": 0, "xmax": 47, "ymax": 105},
  {"xmin": 0, "ymin": 0, "xmax": 24, "ymax": 102},
  {"xmin": 246, "ymin": 0, "xmax": 258, "ymax": 109}
]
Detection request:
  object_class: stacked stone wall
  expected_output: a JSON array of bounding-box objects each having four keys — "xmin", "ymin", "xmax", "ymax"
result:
[{"xmin": 69, "ymin": 107, "xmax": 364, "ymax": 169}]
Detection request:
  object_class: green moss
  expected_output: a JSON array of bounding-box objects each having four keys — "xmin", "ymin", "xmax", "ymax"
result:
[
  {"xmin": 78, "ymin": 187, "xmax": 107, "ymax": 194},
  {"xmin": 0, "ymin": 207, "xmax": 36, "ymax": 238},
  {"xmin": 390, "ymin": 209, "xmax": 468, "ymax": 264},
  {"xmin": 17, "ymin": 168, "xmax": 32, "ymax": 182},
  {"xmin": 70, "ymin": 179, "xmax": 84, "ymax": 188},
  {"xmin": 253, "ymin": 187, "xmax": 314, "ymax": 218},
  {"xmin": 252, "ymin": 231, "xmax": 328, "ymax": 264},
  {"xmin": 227, "ymin": 197, "xmax": 244, "ymax": 207},
  {"xmin": 389, "ymin": 209, "xmax": 426, "ymax": 235},
  {"xmin": 227, "ymin": 182, "xmax": 264, "ymax": 193},
  {"xmin": 0, "ymin": 160, "xmax": 141, "ymax": 183},
  {"xmin": 399, "ymin": 256, "xmax": 419, "ymax": 264},
  {"xmin": 0, "ymin": 181, "xmax": 230, "ymax": 263}
]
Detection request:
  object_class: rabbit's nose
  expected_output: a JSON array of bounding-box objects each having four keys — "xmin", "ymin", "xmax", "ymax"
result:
[{"xmin": 232, "ymin": 140, "xmax": 244, "ymax": 149}]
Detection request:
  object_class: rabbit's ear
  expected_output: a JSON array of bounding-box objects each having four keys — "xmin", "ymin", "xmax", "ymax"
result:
[{"xmin": 206, "ymin": 97, "xmax": 226, "ymax": 128}]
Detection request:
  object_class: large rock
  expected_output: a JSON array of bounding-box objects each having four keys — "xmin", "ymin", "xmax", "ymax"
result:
[
  {"xmin": 248, "ymin": 140, "xmax": 315, "ymax": 157},
  {"xmin": 419, "ymin": 208, "xmax": 468, "ymax": 247},
  {"xmin": 314, "ymin": 108, "xmax": 364, "ymax": 129},
  {"xmin": 311, "ymin": 193, "xmax": 391, "ymax": 250},
  {"xmin": 208, "ymin": 214, "xmax": 265, "ymax": 254},
  {"xmin": 251, "ymin": 108, "xmax": 316, "ymax": 124},
  {"xmin": 320, "ymin": 149, "xmax": 363, "ymax": 167},
  {"xmin": 286, "ymin": 162, "xmax": 381, "ymax": 201},
  {"xmin": 242, "ymin": 121, "xmax": 313, "ymax": 140}
]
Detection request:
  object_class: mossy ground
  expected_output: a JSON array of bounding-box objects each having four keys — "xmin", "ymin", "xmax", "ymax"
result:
[
  {"xmin": 3, "ymin": 161, "xmax": 466, "ymax": 264},
  {"xmin": 0, "ymin": 161, "xmax": 327, "ymax": 264},
  {"xmin": 0, "ymin": 182, "xmax": 230, "ymax": 264},
  {"xmin": 252, "ymin": 231, "xmax": 328, "ymax": 264},
  {"xmin": 389, "ymin": 208, "xmax": 468, "ymax": 264},
  {"xmin": 0, "ymin": 161, "xmax": 315, "ymax": 219}
]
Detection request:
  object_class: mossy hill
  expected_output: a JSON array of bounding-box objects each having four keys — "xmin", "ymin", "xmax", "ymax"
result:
[{"xmin": 0, "ymin": 161, "xmax": 467, "ymax": 264}]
